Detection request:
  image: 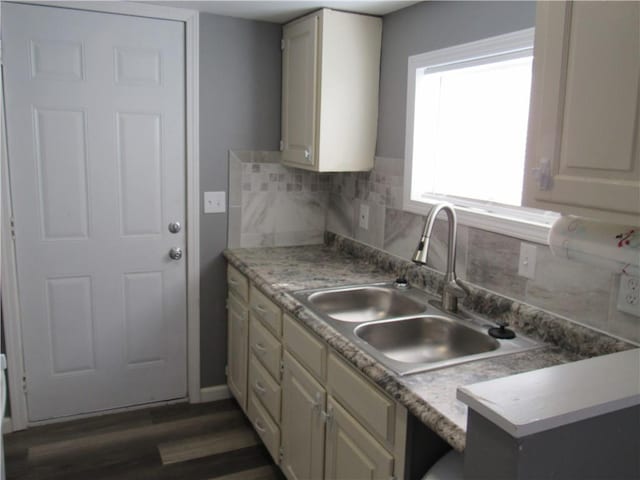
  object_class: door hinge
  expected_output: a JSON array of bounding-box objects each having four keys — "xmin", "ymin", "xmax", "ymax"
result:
[
  {"xmin": 279, "ymin": 446, "xmax": 284, "ymax": 463},
  {"xmin": 279, "ymin": 140, "xmax": 284, "ymax": 152},
  {"xmin": 533, "ymin": 157, "xmax": 553, "ymax": 191},
  {"xmin": 280, "ymin": 38, "xmax": 285, "ymax": 51},
  {"xmin": 224, "ymin": 365, "xmax": 229, "ymax": 377},
  {"xmin": 10, "ymin": 216, "xmax": 16, "ymax": 240},
  {"xmin": 22, "ymin": 375, "xmax": 27, "ymax": 393},
  {"xmin": 279, "ymin": 360, "xmax": 285, "ymax": 381}
]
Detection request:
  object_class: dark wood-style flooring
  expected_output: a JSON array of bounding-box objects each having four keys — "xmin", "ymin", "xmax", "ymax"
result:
[{"xmin": 4, "ymin": 399, "xmax": 284, "ymax": 480}]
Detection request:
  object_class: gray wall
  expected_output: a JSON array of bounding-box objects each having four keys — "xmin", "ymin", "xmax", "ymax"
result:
[
  {"xmin": 464, "ymin": 408, "xmax": 640, "ymax": 479},
  {"xmin": 376, "ymin": 1, "xmax": 536, "ymax": 158},
  {"xmin": 199, "ymin": 13, "xmax": 281, "ymax": 387}
]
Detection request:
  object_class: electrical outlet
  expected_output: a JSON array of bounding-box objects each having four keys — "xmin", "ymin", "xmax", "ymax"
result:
[
  {"xmin": 204, "ymin": 191, "xmax": 226, "ymax": 214},
  {"xmin": 359, "ymin": 203, "xmax": 369, "ymax": 230},
  {"xmin": 617, "ymin": 274, "xmax": 640, "ymax": 316},
  {"xmin": 517, "ymin": 243, "xmax": 537, "ymax": 279}
]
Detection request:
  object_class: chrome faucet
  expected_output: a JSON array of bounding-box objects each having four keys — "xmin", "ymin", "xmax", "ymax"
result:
[{"xmin": 413, "ymin": 203, "xmax": 467, "ymax": 313}]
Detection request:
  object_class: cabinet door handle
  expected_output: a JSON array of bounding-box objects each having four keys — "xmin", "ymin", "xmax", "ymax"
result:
[
  {"xmin": 254, "ymin": 419, "xmax": 267, "ymax": 433},
  {"xmin": 253, "ymin": 381, "xmax": 267, "ymax": 395},
  {"xmin": 311, "ymin": 391, "xmax": 322, "ymax": 412},
  {"xmin": 229, "ymin": 278, "xmax": 238, "ymax": 285},
  {"xmin": 254, "ymin": 305, "xmax": 267, "ymax": 313},
  {"xmin": 304, "ymin": 148, "xmax": 311, "ymax": 161},
  {"xmin": 321, "ymin": 405, "xmax": 333, "ymax": 427},
  {"xmin": 253, "ymin": 342, "xmax": 267, "ymax": 354}
]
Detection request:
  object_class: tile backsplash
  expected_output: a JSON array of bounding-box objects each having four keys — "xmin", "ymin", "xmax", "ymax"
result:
[
  {"xmin": 228, "ymin": 151, "xmax": 331, "ymax": 248},
  {"xmin": 228, "ymin": 151, "xmax": 639, "ymax": 344},
  {"xmin": 327, "ymin": 157, "xmax": 639, "ymax": 345}
]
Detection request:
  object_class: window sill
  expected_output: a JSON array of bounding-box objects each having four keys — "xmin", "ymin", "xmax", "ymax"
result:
[{"xmin": 403, "ymin": 198, "xmax": 558, "ymax": 245}]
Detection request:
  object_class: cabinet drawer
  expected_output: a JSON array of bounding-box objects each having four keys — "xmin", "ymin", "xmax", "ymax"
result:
[
  {"xmin": 249, "ymin": 353, "xmax": 281, "ymax": 424},
  {"xmin": 249, "ymin": 316, "xmax": 282, "ymax": 382},
  {"xmin": 227, "ymin": 265, "xmax": 249, "ymax": 302},
  {"xmin": 327, "ymin": 353, "xmax": 396, "ymax": 447},
  {"xmin": 250, "ymin": 285, "xmax": 282, "ymax": 336},
  {"xmin": 248, "ymin": 392, "xmax": 281, "ymax": 464},
  {"xmin": 283, "ymin": 314, "xmax": 326, "ymax": 381}
]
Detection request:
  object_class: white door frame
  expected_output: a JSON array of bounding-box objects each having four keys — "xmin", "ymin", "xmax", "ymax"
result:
[{"xmin": 1, "ymin": 0, "xmax": 201, "ymax": 430}]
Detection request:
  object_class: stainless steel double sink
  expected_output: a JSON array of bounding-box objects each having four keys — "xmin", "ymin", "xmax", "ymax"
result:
[{"xmin": 293, "ymin": 283, "xmax": 540, "ymax": 376}]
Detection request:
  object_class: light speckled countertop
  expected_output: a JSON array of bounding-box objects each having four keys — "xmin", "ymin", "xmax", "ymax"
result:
[{"xmin": 223, "ymin": 241, "xmax": 631, "ymax": 451}]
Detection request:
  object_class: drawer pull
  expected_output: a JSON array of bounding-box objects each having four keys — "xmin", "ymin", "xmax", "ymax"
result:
[
  {"xmin": 229, "ymin": 278, "xmax": 238, "ymax": 285},
  {"xmin": 253, "ymin": 381, "xmax": 267, "ymax": 395},
  {"xmin": 253, "ymin": 342, "xmax": 267, "ymax": 354},
  {"xmin": 254, "ymin": 419, "xmax": 267, "ymax": 433},
  {"xmin": 253, "ymin": 305, "xmax": 269, "ymax": 316}
]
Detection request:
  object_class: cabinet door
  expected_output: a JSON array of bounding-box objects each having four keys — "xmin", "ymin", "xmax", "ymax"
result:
[
  {"xmin": 324, "ymin": 397, "xmax": 394, "ymax": 480},
  {"xmin": 281, "ymin": 351, "xmax": 326, "ymax": 480},
  {"xmin": 282, "ymin": 13, "xmax": 318, "ymax": 169},
  {"xmin": 523, "ymin": 1, "xmax": 640, "ymax": 223},
  {"xmin": 227, "ymin": 294, "xmax": 249, "ymax": 412}
]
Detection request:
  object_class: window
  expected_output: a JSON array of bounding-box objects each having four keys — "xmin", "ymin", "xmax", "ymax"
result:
[{"xmin": 404, "ymin": 29, "xmax": 559, "ymax": 243}]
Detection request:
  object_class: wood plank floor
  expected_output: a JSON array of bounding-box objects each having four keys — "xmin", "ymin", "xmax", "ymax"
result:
[{"xmin": 4, "ymin": 399, "xmax": 285, "ymax": 480}]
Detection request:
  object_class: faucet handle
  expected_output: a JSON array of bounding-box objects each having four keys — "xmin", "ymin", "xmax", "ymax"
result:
[
  {"xmin": 445, "ymin": 278, "xmax": 469, "ymax": 298},
  {"xmin": 441, "ymin": 278, "xmax": 469, "ymax": 313}
]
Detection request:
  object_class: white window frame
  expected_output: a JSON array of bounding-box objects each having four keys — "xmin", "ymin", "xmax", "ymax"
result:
[{"xmin": 403, "ymin": 28, "xmax": 558, "ymax": 245}]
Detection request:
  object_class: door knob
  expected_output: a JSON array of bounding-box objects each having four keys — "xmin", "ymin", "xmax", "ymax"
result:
[
  {"xmin": 168, "ymin": 221, "xmax": 181, "ymax": 234},
  {"xmin": 169, "ymin": 247, "xmax": 183, "ymax": 260}
]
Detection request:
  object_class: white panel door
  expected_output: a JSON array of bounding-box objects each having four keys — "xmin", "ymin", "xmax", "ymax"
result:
[{"xmin": 2, "ymin": 3, "xmax": 187, "ymax": 421}]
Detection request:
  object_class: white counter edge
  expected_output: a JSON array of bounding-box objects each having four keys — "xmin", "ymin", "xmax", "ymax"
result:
[{"xmin": 456, "ymin": 349, "xmax": 640, "ymax": 438}]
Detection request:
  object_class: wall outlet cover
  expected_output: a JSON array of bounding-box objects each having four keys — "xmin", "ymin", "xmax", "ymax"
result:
[
  {"xmin": 617, "ymin": 274, "xmax": 640, "ymax": 317},
  {"xmin": 204, "ymin": 191, "xmax": 226, "ymax": 214},
  {"xmin": 517, "ymin": 243, "xmax": 537, "ymax": 280}
]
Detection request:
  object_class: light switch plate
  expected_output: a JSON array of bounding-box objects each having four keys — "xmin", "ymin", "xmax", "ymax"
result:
[
  {"xmin": 518, "ymin": 243, "xmax": 537, "ymax": 279},
  {"xmin": 204, "ymin": 191, "xmax": 226, "ymax": 214},
  {"xmin": 359, "ymin": 203, "xmax": 370, "ymax": 230}
]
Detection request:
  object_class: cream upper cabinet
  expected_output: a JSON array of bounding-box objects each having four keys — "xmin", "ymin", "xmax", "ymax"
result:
[
  {"xmin": 523, "ymin": 1, "xmax": 640, "ymax": 224},
  {"xmin": 281, "ymin": 9, "xmax": 382, "ymax": 172}
]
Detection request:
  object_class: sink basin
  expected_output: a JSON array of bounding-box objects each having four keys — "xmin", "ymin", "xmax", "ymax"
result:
[
  {"xmin": 293, "ymin": 282, "xmax": 541, "ymax": 375},
  {"xmin": 306, "ymin": 285, "xmax": 425, "ymax": 322},
  {"xmin": 355, "ymin": 316, "xmax": 500, "ymax": 364}
]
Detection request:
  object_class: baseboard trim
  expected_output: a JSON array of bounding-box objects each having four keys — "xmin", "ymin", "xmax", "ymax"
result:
[
  {"xmin": 199, "ymin": 384, "xmax": 231, "ymax": 403},
  {"xmin": 3, "ymin": 417, "xmax": 13, "ymax": 434}
]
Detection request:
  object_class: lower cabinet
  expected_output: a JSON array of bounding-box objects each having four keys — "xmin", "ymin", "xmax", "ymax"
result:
[
  {"xmin": 281, "ymin": 351, "xmax": 326, "ymax": 480},
  {"xmin": 227, "ymin": 265, "xmax": 250, "ymax": 412},
  {"xmin": 248, "ymin": 389, "xmax": 281, "ymax": 461},
  {"xmin": 227, "ymin": 292, "xmax": 248, "ymax": 412},
  {"xmin": 325, "ymin": 397, "xmax": 395, "ymax": 480},
  {"xmin": 227, "ymin": 265, "xmax": 407, "ymax": 479}
]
